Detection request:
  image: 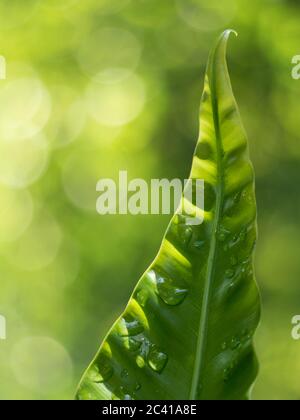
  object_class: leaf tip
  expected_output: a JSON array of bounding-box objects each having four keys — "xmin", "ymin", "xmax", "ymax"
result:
[{"xmin": 222, "ymin": 29, "xmax": 238, "ymax": 40}]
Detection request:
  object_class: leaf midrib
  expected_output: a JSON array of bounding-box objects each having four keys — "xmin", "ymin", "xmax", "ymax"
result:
[{"xmin": 189, "ymin": 50, "xmax": 225, "ymax": 400}]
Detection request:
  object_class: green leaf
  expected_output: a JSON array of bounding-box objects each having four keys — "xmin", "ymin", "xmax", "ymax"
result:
[{"xmin": 76, "ymin": 30, "xmax": 260, "ymax": 401}]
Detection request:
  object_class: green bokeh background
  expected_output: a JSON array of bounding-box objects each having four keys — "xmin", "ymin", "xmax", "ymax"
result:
[{"xmin": 0, "ymin": 0, "xmax": 299, "ymax": 400}]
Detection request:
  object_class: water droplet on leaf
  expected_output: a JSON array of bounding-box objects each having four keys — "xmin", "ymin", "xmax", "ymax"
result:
[
  {"xmin": 77, "ymin": 384, "xmax": 96, "ymax": 400},
  {"xmin": 114, "ymin": 386, "xmax": 134, "ymax": 400},
  {"xmin": 136, "ymin": 355, "xmax": 146, "ymax": 368},
  {"xmin": 230, "ymin": 256, "xmax": 238, "ymax": 266},
  {"xmin": 223, "ymin": 244, "xmax": 229, "ymax": 252},
  {"xmin": 121, "ymin": 369, "xmax": 129, "ymax": 379},
  {"xmin": 148, "ymin": 347, "xmax": 168, "ymax": 373},
  {"xmin": 192, "ymin": 239, "xmax": 205, "ymax": 251},
  {"xmin": 91, "ymin": 359, "xmax": 113, "ymax": 382},
  {"xmin": 239, "ymin": 228, "xmax": 247, "ymax": 242},
  {"xmin": 121, "ymin": 318, "xmax": 144, "ymax": 336},
  {"xmin": 136, "ymin": 289, "xmax": 148, "ymax": 307},
  {"xmin": 225, "ymin": 269, "xmax": 235, "ymax": 279},
  {"xmin": 230, "ymin": 337, "xmax": 241, "ymax": 350},
  {"xmin": 156, "ymin": 273, "xmax": 188, "ymax": 306},
  {"xmin": 178, "ymin": 224, "xmax": 193, "ymax": 246},
  {"xmin": 219, "ymin": 233, "xmax": 226, "ymax": 242},
  {"xmin": 87, "ymin": 365, "xmax": 103, "ymax": 383},
  {"xmin": 128, "ymin": 337, "xmax": 143, "ymax": 352},
  {"xmin": 218, "ymin": 226, "xmax": 231, "ymax": 243}
]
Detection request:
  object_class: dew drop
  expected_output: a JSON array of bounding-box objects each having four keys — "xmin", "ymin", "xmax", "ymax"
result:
[
  {"xmin": 178, "ymin": 224, "xmax": 193, "ymax": 246},
  {"xmin": 99, "ymin": 364, "xmax": 114, "ymax": 382},
  {"xmin": 225, "ymin": 269, "xmax": 235, "ymax": 279},
  {"xmin": 218, "ymin": 226, "xmax": 231, "ymax": 243},
  {"xmin": 91, "ymin": 359, "xmax": 114, "ymax": 383},
  {"xmin": 192, "ymin": 239, "xmax": 205, "ymax": 251},
  {"xmin": 115, "ymin": 386, "xmax": 134, "ymax": 400},
  {"xmin": 223, "ymin": 360, "xmax": 237, "ymax": 383},
  {"xmin": 128, "ymin": 337, "xmax": 143, "ymax": 352},
  {"xmin": 136, "ymin": 355, "xmax": 146, "ymax": 368},
  {"xmin": 241, "ymin": 328, "xmax": 248, "ymax": 337},
  {"xmin": 221, "ymin": 342, "xmax": 227, "ymax": 351},
  {"xmin": 77, "ymin": 384, "xmax": 96, "ymax": 400},
  {"xmin": 147, "ymin": 347, "xmax": 168, "ymax": 373},
  {"xmin": 136, "ymin": 288, "xmax": 148, "ymax": 307},
  {"xmin": 223, "ymin": 244, "xmax": 229, "ymax": 252},
  {"xmin": 121, "ymin": 369, "xmax": 129, "ymax": 379},
  {"xmin": 241, "ymin": 261, "xmax": 252, "ymax": 276},
  {"xmin": 241, "ymin": 329, "xmax": 252, "ymax": 344},
  {"xmin": 135, "ymin": 382, "xmax": 141, "ymax": 391},
  {"xmin": 234, "ymin": 191, "xmax": 242, "ymax": 204},
  {"xmin": 223, "ymin": 191, "xmax": 243, "ymax": 216},
  {"xmin": 223, "ymin": 355, "xmax": 240, "ymax": 383},
  {"xmin": 239, "ymin": 228, "xmax": 247, "ymax": 242},
  {"xmin": 218, "ymin": 233, "xmax": 226, "ymax": 242},
  {"xmin": 230, "ymin": 337, "xmax": 241, "ymax": 350},
  {"xmin": 87, "ymin": 365, "xmax": 103, "ymax": 383},
  {"xmin": 156, "ymin": 273, "xmax": 188, "ymax": 306},
  {"xmin": 121, "ymin": 318, "xmax": 144, "ymax": 336},
  {"xmin": 246, "ymin": 330, "xmax": 254, "ymax": 340},
  {"xmin": 230, "ymin": 256, "xmax": 238, "ymax": 266}
]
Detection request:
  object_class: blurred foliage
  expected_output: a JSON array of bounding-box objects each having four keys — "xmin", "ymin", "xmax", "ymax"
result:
[{"xmin": 0, "ymin": 0, "xmax": 299, "ymax": 400}]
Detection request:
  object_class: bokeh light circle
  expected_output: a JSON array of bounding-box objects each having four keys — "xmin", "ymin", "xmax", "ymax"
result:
[
  {"xmin": 86, "ymin": 74, "xmax": 146, "ymax": 127},
  {"xmin": 0, "ymin": 1, "xmax": 39, "ymax": 29},
  {"xmin": 62, "ymin": 150, "xmax": 102, "ymax": 212},
  {"xmin": 5, "ymin": 209, "xmax": 63, "ymax": 271},
  {"xmin": 77, "ymin": 27, "xmax": 142, "ymax": 83},
  {"xmin": 0, "ymin": 77, "xmax": 51, "ymax": 141},
  {"xmin": 47, "ymin": 237, "xmax": 81, "ymax": 287},
  {"xmin": 42, "ymin": 0, "xmax": 80, "ymax": 10},
  {"xmin": 0, "ymin": 134, "xmax": 49, "ymax": 188},
  {"xmin": 0, "ymin": 186, "xmax": 34, "ymax": 244},
  {"xmin": 10, "ymin": 337, "xmax": 73, "ymax": 395},
  {"xmin": 176, "ymin": 0, "xmax": 237, "ymax": 32},
  {"xmin": 46, "ymin": 85, "xmax": 86, "ymax": 149},
  {"xmin": 122, "ymin": 0, "xmax": 174, "ymax": 28}
]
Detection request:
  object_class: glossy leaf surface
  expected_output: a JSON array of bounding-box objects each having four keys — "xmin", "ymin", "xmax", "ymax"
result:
[{"xmin": 76, "ymin": 30, "xmax": 260, "ymax": 401}]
